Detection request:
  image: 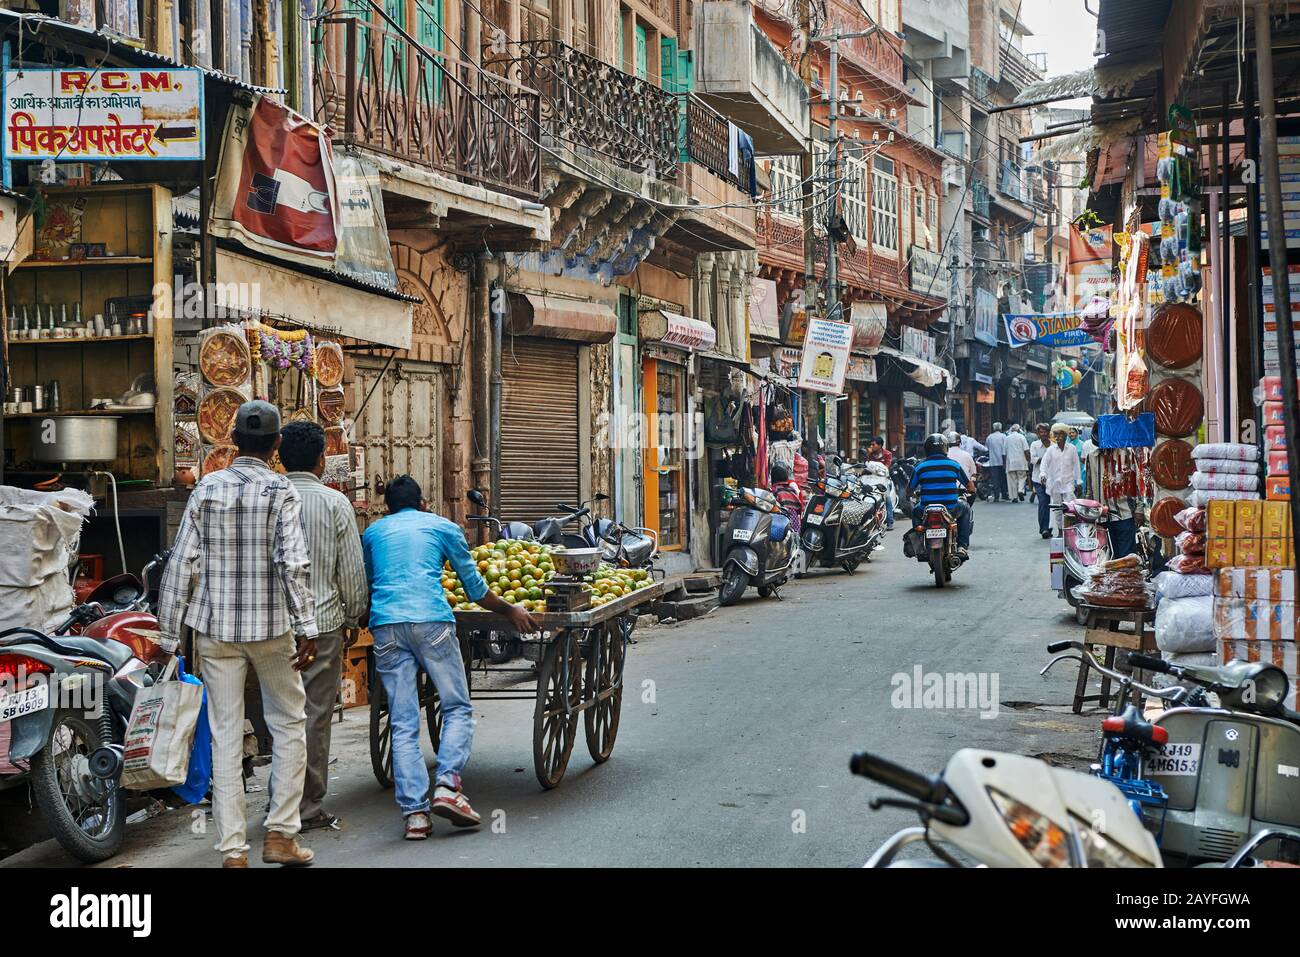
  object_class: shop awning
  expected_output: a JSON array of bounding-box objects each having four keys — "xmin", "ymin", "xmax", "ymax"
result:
[
  {"xmin": 508, "ymin": 293, "xmax": 616, "ymax": 343},
  {"xmin": 641, "ymin": 310, "xmax": 716, "ymax": 352},
  {"xmin": 214, "ymin": 247, "xmax": 415, "ymax": 349},
  {"xmin": 870, "ymin": 344, "xmax": 954, "ymax": 390}
]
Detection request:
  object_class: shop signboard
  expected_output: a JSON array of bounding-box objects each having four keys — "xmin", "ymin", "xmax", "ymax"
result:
[
  {"xmin": 973, "ymin": 288, "xmax": 999, "ymax": 347},
  {"xmin": 1002, "ymin": 311, "xmax": 1092, "ymax": 349},
  {"xmin": 3, "ymin": 68, "xmax": 204, "ymax": 161},
  {"xmin": 845, "ymin": 355, "xmax": 876, "ymax": 382},
  {"xmin": 797, "ymin": 318, "xmax": 853, "ymax": 394},
  {"xmin": 900, "ymin": 326, "xmax": 935, "ymax": 364},
  {"xmin": 748, "ymin": 277, "xmax": 781, "ymax": 339},
  {"xmin": 970, "ymin": 342, "xmax": 995, "ymax": 385},
  {"xmin": 908, "ymin": 245, "xmax": 944, "ymax": 294}
]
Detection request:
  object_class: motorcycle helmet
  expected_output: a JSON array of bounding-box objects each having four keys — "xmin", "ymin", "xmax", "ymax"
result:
[
  {"xmin": 924, "ymin": 433, "xmax": 948, "ymax": 456},
  {"xmin": 944, "ymin": 430, "xmax": 960, "ymax": 447}
]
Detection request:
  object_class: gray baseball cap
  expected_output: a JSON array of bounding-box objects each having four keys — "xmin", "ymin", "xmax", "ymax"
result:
[{"xmin": 234, "ymin": 400, "xmax": 281, "ymax": 437}]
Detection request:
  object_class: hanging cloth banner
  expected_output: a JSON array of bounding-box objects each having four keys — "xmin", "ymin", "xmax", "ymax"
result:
[
  {"xmin": 1002, "ymin": 312, "xmax": 1093, "ymax": 349},
  {"xmin": 1068, "ymin": 223, "xmax": 1113, "ymax": 313},
  {"xmin": 210, "ymin": 94, "xmax": 338, "ymax": 268}
]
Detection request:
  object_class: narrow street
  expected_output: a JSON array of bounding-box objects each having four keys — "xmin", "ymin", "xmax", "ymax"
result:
[{"xmin": 5, "ymin": 502, "xmax": 1098, "ymax": 868}]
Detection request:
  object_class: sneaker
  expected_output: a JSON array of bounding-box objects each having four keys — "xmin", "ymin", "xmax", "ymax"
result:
[
  {"xmin": 957, "ymin": 546, "xmax": 970, "ymax": 562},
  {"xmin": 404, "ymin": 812, "xmax": 433, "ymax": 840},
  {"xmin": 1041, "ymin": 530, "xmax": 1051, "ymax": 539},
  {"xmin": 431, "ymin": 785, "xmax": 482, "ymax": 828},
  {"xmin": 262, "ymin": 831, "xmax": 314, "ymax": 866}
]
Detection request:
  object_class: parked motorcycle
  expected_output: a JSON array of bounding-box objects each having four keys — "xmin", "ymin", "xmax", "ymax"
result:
[
  {"xmin": 904, "ymin": 499, "xmax": 967, "ymax": 588},
  {"xmin": 800, "ymin": 462, "xmax": 885, "ymax": 574},
  {"xmin": 0, "ymin": 552, "xmax": 173, "ymax": 863},
  {"xmin": 718, "ymin": 487, "xmax": 796, "ymax": 605},
  {"xmin": 889, "ymin": 456, "xmax": 916, "ymax": 518},
  {"xmin": 1043, "ymin": 639, "xmax": 1300, "ymax": 867},
  {"xmin": 1059, "ymin": 499, "xmax": 1113, "ymax": 625},
  {"xmin": 852, "ymin": 747, "xmax": 1161, "ymax": 868}
]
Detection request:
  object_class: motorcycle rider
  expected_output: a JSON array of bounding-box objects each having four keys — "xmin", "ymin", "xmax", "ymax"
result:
[
  {"xmin": 908, "ymin": 433, "xmax": 976, "ymax": 560},
  {"xmin": 944, "ymin": 431, "xmax": 977, "ymax": 482}
]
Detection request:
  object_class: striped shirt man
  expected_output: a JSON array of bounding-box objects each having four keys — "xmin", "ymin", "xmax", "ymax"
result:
[
  {"xmin": 286, "ymin": 471, "xmax": 368, "ymax": 632},
  {"xmin": 908, "ymin": 453, "xmax": 968, "ymax": 509},
  {"xmin": 159, "ymin": 456, "xmax": 318, "ymax": 644}
]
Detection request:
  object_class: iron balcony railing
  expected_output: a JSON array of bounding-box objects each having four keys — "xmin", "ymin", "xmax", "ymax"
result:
[
  {"xmin": 972, "ymin": 179, "xmax": 991, "ymax": 219},
  {"xmin": 493, "ymin": 39, "xmax": 680, "ymax": 179},
  {"xmin": 998, "ymin": 159, "xmax": 1026, "ymax": 204},
  {"xmin": 682, "ymin": 93, "xmax": 755, "ymax": 194},
  {"xmin": 312, "ymin": 17, "xmax": 542, "ymax": 200},
  {"xmin": 970, "ymin": 66, "xmax": 995, "ymax": 108}
]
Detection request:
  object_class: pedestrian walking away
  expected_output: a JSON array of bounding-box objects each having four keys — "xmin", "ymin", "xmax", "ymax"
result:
[
  {"xmin": 1039, "ymin": 424, "xmax": 1082, "ymax": 537},
  {"xmin": 984, "ymin": 423, "xmax": 1008, "ymax": 502},
  {"xmin": 865, "ymin": 435, "xmax": 895, "ymax": 528},
  {"xmin": 279, "ymin": 422, "xmax": 370, "ymax": 834},
  {"xmin": 1028, "ymin": 423, "xmax": 1053, "ymax": 538},
  {"xmin": 1003, "ymin": 424, "xmax": 1031, "ymax": 502},
  {"xmin": 363, "ymin": 476, "xmax": 539, "ymax": 841},
  {"xmin": 157, "ymin": 400, "xmax": 318, "ymax": 869}
]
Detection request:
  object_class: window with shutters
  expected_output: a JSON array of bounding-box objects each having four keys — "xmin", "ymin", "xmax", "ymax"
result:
[
  {"xmin": 768, "ymin": 154, "xmax": 802, "ymax": 219},
  {"xmin": 843, "ymin": 156, "xmax": 869, "ymax": 243},
  {"xmin": 871, "ymin": 158, "xmax": 898, "ymax": 255}
]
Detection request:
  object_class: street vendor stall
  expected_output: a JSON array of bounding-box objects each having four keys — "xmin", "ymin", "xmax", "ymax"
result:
[{"xmin": 367, "ymin": 541, "xmax": 667, "ymax": 790}]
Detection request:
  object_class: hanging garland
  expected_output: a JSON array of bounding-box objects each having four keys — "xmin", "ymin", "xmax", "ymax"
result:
[{"xmin": 245, "ymin": 321, "xmax": 317, "ymax": 375}]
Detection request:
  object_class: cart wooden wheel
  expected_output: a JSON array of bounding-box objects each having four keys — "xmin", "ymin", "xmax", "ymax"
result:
[
  {"xmin": 533, "ymin": 633, "xmax": 583, "ymax": 789},
  {"xmin": 584, "ymin": 621, "xmax": 625, "ymax": 763}
]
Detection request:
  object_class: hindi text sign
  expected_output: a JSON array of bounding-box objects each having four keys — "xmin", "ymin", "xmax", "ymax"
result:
[{"xmin": 797, "ymin": 317, "xmax": 853, "ymax": 394}]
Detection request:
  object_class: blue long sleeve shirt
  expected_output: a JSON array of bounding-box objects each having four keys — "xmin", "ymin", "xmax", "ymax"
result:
[{"xmin": 362, "ymin": 508, "xmax": 488, "ymax": 627}]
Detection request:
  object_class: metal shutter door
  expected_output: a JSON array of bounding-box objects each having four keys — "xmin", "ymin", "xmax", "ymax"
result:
[{"xmin": 500, "ymin": 338, "xmax": 580, "ymax": 523}]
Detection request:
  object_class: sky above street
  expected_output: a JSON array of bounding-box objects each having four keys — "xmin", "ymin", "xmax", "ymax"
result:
[{"xmin": 1018, "ymin": 0, "xmax": 1100, "ymax": 77}]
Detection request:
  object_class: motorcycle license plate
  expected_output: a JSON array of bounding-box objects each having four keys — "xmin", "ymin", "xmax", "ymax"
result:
[
  {"xmin": 0, "ymin": 683, "xmax": 49, "ymax": 722},
  {"xmin": 925, "ymin": 528, "xmax": 947, "ymax": 540},
  {"xmin": 732, "ymin": 528, "xmax": 753, "ymax": 541},
  {"xmin": 1075, "ymin": 536, "xmax": 1098, "ymax": 552},
  {"xmin": 1147, "ymin": 743, "xmax": 1200, "ymax": 776},
  {"xmin": 805, "ymin": 512, "xmax": 823, "ymax": 525}
]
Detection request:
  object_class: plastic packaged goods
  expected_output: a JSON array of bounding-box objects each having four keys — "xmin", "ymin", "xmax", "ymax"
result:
[
  {"xmin": 1269, "ymin": 450, "xmax": 1289, "ymax": 476},
  {"xmin": 1150, "ymin": 439, "xmax": 1195, "ymax": 489},
  {"xmin": 1154, "ymin": 570, "xmax": 1214, "ymax": 601},
  {"xmin": 1173, "ymin": 506, "xmax": 1206, "ymax": 533},
  {"xmin": 1266, "ymin": 475, "xmax": 1292, "ymax": 500},
  {"xmin": 1266, "ymin": 425, "xmax": 1288, "ymax": 452},
  {"xmin": 1167, "ymin": 553, "xmax": 1209, "ymax": 575},
  {"xmin": 1213, "ymin": 597, "xmax": 1299, "ymax": 642},
  {"xmin": 1190, "ymin": 489, "xmax": 1259, "ymax": 508},
  {"xmin": 1146, "ymin": 302, "xmax": 1203, "ymax": 368},
  {"xmin": 1074, "ymin": 555, "xmax": 1154, "ymax": 609},
  {"xmin": 1155, "ymin": 595, "xmax": 1215, "ymax": 653},
  {"xmin": 1192, "ymin": 442, "xmax": 1261, "ymax": 461},
  {"xmin": 1215, "ymin": 566, "xmax": 1297, "ymax": 600},
  {"xmin": 1190, "ymin": 471, "xmax": 1260, "ymax": 492},
  {"xmin": 1193, "ymin": 457, "xmax": 1260, "ymax": 475},
  {"xmin": 1147, "ymin": 378, "xmax": 1205, "ymax": 437},
  {"xmin": 1095, "ymin": 412, "xmax": 1156, "ymax": 449},
  {"xmin": 1175, "ymin": 530, "xmax": 1206, "ymax": 555},
  {"xmin": 1257, "ymin": 376, "xmax": 1300, "ymax": 402}
]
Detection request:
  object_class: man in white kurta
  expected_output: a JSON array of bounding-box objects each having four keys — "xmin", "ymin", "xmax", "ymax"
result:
[
  {"xmin": 1003, "ymin": 425, "xmax": 1031, "ymax": 502},
  {"xmin": 1040, "ymin": 424, "xmax": 1082, "ymax": 536}
]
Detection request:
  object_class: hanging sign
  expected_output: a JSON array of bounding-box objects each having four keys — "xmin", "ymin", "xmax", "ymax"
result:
[
  {"xmin": 1068, "ymin": 223, "xmax": 1113, "ymax": 313},
  {"xmin": 1003, "ymin": 312, "xmax": 1093, "ymax": 349},
  {"xmin": 3, "ymin": 68, "xmax": 204, "ymax": 161},
  {"xmin": 797, "ymin": 318, "xmax": 853, "ymax": 394},
  {"xmin": 974, "ymin": 288, "xmax": 999, "ymax": 347},
  {"xmin": 845, "ymin": 355, "xmax": 877, "ymax": 382},
  {"xmin": 850, "ymin": 301, "xmax": 887, "ymax": 351}
]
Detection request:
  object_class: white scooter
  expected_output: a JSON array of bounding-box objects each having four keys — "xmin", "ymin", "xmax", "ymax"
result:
[{"xmin": 852, "ymin": 748, "xmax": 1162, "ymax": 867}]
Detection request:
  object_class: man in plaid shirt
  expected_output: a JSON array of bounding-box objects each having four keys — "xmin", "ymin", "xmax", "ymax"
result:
[{"xmin": 159, "ymin": 400, "xmax": 318, "ymax": 868}]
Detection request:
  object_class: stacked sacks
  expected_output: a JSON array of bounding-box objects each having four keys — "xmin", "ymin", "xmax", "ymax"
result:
[
  {"xmin": 1154, "ymin": 505, "xmax": 1217, "ymax": 680},
  {"xmin": 0, "ymin": 486, "xmax": 95, "ymax": 633},
  {"xmin": 1189, "ymin": 442, "xmax": 1261, "ymax": 508}
]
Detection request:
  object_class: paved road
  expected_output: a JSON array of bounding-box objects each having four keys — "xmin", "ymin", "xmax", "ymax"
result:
[{"xmin": 7, "ymin": 497, "xmax": 1102, "ymax": 868}]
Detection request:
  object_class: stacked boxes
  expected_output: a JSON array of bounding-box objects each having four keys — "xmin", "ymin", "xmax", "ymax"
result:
[
  {"xmin": 1213, "ymin": 567, "xmax": 1300, "ymax": 709},
  {"xmin": 1261, "ymin": 266, "xmax": 1300, "ymax": 375},
  {"xmin": 1261, "ymin": 138, "xmax": 1300, "ymax": 246},
  {"xmin": 1205, "ymin": 499, "xmax": 1291, "ymax": 568}
]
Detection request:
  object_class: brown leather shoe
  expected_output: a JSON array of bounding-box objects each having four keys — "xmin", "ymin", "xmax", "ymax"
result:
[
  {"xmin": 222, "ymin": 854, "xmax": 249, "ymax": 868},
  {"xmin": 263, "ymin": 831, "xmax": 315, "ymax": 866}
]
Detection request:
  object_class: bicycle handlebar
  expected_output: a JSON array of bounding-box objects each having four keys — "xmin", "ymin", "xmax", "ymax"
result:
[{"xmin": 850, "ymin": 751, "xmax": 940, "ymax": 803}]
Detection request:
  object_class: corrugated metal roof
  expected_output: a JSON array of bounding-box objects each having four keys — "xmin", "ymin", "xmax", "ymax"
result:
[
  {"xmin": 0, "ymin": 11, "xmax": 284, "ymax": 95},
  {"xmin": 1096, "ymin": 0, "xmax": 1174, "ymax": 68}
]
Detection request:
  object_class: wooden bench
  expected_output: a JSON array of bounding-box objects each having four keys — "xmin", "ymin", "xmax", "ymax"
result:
[{"xmin": 1070, "ymin": 604, "xmax": 1158, "ymax": 713}]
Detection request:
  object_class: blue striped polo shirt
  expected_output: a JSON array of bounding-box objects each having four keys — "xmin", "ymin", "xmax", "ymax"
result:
[{"xmin": 908, "ymin": 455, "xmax": 966, "ymax": 508}]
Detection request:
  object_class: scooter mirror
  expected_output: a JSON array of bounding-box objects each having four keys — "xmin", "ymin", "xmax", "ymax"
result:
[
  {"xmin": 467, "ymin": 489, "xmax": 487, "ymax": 507},
  {"xmin": 596, "ymin": 492, "xmax": 609, "ymax": 501}
]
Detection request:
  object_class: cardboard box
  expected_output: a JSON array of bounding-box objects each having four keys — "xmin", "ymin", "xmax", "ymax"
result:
[
  {"xmin": 1214, "ymin": 566, "xmax": 1298, "ymax": 600},
  {"xmin": 1236, "ymin": 538, "xmax": 1262, "ymax": 566},
  {"xmin": 1263, "ymin": 500, "xmax": 1293, "ymax": 538},
  {"xmin": 1213, "ymin": 598, "xmax": 1298, "ymax": 641},
  {"xmin": 1265, "ymin": 402, "xmax": 1287, "ymax": 426},
  {"xmin": 340, "ymin": 653, "xmax": 369, "ymax": 709},
  {"xmin": 1262, "ymin": 538, "xmax": 1290, "ymax": 567},
  {"xmin": 1236, "ymin": 500, "xmax": 1264, "ymax": 538},
  {"xmin": 1206, "ymin": 538, "xmax": 1235, "ymax": 568},
  {"xmin": 1267, "ymin": 475, "xmax": 1293, "ymax": 500},
  {"xmin": 1219, "ymin": 639, "xmax": 1300, "ymax": 709},
  {"xmin": 1207, "ymin": 499, "xmax": 1236, "ymax": 539},
  {"xmin": 1267, "ymin": 424, "xmax": 1289, "ymax": 452}
]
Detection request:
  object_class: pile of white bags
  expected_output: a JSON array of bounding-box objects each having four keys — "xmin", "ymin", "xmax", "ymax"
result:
[
  {"xmin": 1189, "ymin": 443, "xmax": 1261, "ymax": 508},
  {"xmin": 0, "ymin": 486, "xmax": 95, "ymax": 634},
  {"xmin": 1154, "ymin": 594, "xmax": 1215, "ymax": 654}
]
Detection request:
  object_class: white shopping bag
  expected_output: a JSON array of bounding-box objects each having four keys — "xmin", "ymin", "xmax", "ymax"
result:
[{"xmin": 121, "ymin": 660, "xmax": 204, "ymax": 790}]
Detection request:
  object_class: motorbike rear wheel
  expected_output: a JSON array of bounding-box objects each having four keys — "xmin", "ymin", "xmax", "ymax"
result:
[
  {"xmin": 930, "ymin": 549, "xmax": 948, "ymax": 588},
  {"xmin": 29, "ymin": 708, "xmax": 124, "ymax": 863},
  {"xmin": 718, "ymin": 565, "xmax": 749, "ymax": 606}
]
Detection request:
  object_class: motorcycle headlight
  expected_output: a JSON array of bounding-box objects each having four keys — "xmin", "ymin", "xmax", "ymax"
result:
[
  {"xmin": 1069, "ymin": 814, "xmax": 1148, "ymax": 868},
  {"xmin": 987, "ymin": 788, "xmax": 1074, "ymax": 867},
  {"xmin": 1246, "ymin": 665, "xmax": 1290, "ymax": 711},
  {"xmin": 1073, "ymin": 505, "xmax": 1102, "ymax": 522}
]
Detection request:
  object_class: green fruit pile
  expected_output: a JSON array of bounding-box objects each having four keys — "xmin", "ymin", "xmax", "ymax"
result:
[{"xmin": 443, "ymin": 539, "xmax": 653, "ymax": 612}]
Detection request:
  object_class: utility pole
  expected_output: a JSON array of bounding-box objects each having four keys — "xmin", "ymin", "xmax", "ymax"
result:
[
  {"xmin": 798, "ymin": 0, "xmax": 816, "ymax": 316},
  {"xmin": 826, "ymin": 37, "xmax": 839, "ymax": 317}
]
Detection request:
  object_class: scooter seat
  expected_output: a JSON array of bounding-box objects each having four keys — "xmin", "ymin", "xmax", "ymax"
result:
[
  {"xmin": 769, "ymin": 513, "xmax": 791, "ymax": 541},
  {"xmin": 1101, "ymin": 704, "xmax": 1169, "ymax": 746}
]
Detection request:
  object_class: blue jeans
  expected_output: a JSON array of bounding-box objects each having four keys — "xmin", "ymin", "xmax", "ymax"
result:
[
  {"xmin": 885, "ymin": 494, "xmax": 895, "ymax": 526},
  {"xmin": 1034, "ymin": 482, "xmax": 1050, "ymax": 534},
  {"xmin": 371, "ymin": 622, "xmax": 474, "ymax": 814}
]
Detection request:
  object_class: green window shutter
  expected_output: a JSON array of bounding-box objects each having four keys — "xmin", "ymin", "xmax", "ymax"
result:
[
  {"xmin": 678, "ymin": 49, "xmax": 694, "ymax": 92},
  {"xmin": 660, "ymin": 36, "xmax": 678, "ymax": 90},
  {"xmin": 635, "ymin": 23, "xmax": 648, "ymax": 79}
]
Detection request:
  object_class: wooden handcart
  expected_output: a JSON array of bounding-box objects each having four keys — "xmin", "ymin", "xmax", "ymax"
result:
[{"xmin": 367, "ymin": 579, "xmax": 669, "ymax": 790}]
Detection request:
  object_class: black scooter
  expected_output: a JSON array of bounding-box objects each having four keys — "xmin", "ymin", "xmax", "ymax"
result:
[
  {"xmin": 800, "ymin": 461, "xmax": 885, "ymax": 574},
  {"xmin": 889, "ymin": 455, "xmax": 916, "ymax": 518},
  {"xmin": 718, "ymin": 487, "xmax": 796, "ymax": 605}
]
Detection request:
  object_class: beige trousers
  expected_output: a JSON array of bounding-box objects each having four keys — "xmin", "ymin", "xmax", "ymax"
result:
[{"xmin": 196, "ymin": 633, "xmax": 308, "ymax": 857}]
